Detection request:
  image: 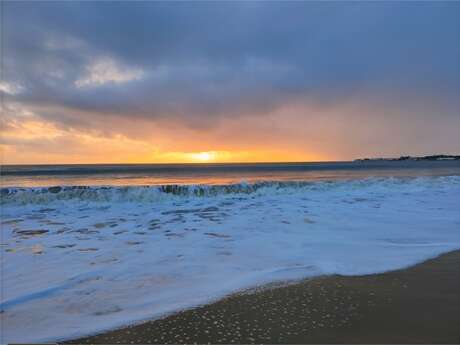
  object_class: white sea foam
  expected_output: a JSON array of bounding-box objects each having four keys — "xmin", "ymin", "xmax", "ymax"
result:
[{"xmin": 1, "ymin": 176, "xmax": 460, "ymax": 343}]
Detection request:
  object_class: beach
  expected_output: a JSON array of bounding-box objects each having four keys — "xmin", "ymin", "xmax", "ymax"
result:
[
  {"xmin": 68, "ymin": 250, "xmax": 460, "ymax": 344},
  {"xmin": 2, "ymin": 165, "xmax": 460, "ymax": 343},
  {"xmin": 4, "ymin": 1, "xmax": 460, "ymax": 343}
]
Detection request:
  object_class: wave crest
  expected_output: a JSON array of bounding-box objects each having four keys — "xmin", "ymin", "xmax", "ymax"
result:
[{"xmin": 2, "ymin": 176, "xmax": 459, "ymax": 205}]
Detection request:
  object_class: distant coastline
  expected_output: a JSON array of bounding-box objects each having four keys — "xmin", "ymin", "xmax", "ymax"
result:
[{"xmin": 355, "ymin": 154, "xmax": 460, "ymax": 162}]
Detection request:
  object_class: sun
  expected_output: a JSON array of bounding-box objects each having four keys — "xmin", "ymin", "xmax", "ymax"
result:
[{"xmin": 191, "ymin": 151, "xmax": 214, "ymax": 162}]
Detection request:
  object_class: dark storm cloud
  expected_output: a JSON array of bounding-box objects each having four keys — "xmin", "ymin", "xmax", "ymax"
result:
[{"xmin": 3, "ymin": 1, "xmax": 460, "ymax": 127}]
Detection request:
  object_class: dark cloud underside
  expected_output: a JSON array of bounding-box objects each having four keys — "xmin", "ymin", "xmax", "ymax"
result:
[{"xmin": 2, "ymin": 1, "xmax": 460, "ymax": 162}]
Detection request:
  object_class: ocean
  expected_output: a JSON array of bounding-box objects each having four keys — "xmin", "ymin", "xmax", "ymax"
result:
[
  {"xmin": 2, "ymin": 160, "xmax": 460, "ymax": 343},
  {"xmin": 2, "ymin": 160, "xmax": 460, "ymax": 188}
]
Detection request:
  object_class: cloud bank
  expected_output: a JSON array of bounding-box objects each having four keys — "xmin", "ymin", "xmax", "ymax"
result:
[{"xmin": 1, "ymin": 2, "xmax": 460, "ymax": 163}]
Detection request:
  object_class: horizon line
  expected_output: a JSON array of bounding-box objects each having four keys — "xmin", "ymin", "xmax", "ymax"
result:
[{"xmin": 2, "ymin": 154, "xmax": 459, "ymax": 167}]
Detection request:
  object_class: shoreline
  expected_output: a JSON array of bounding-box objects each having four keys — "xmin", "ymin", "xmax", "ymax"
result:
[{"xmin": 67, "ymin": 250, "xmax": 460, "ymax": 344}]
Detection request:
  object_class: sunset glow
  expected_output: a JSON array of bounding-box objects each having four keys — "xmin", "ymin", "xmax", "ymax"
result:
[
  {"xmin": 1, "ymin": 2, "xmax": 459, "ymax": 165},
  {"xmin": 2, "ymin": 4, "xmax": 460, "ymax": 344},
  {"xmin": 191, "ymin": 152, "xmax": 214, "ymax": 162}
]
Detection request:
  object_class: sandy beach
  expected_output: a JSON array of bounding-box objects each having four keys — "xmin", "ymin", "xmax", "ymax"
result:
[
  {"xmin": 67, "ymin": 250, "xmax": 460, "ymax": 344},
  {"xmin": 5, "ymin": 1, "xmax": 460, "ymax": 344}
]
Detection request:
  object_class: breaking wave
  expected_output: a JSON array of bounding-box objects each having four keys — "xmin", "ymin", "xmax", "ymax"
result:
[{"xmin": 2, "ymin": 176, "xmax": 459, "ymax": 205}]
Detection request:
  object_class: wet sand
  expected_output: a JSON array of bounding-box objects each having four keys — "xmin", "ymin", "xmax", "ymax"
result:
[{"xmin": 67, "ymin": 250, "xmax": 460, "ymax": 344}]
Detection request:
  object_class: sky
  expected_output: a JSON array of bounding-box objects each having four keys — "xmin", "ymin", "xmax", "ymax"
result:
[{"xmin": 1, "ymin": 1, "xmax": 459, "ymax": 164}]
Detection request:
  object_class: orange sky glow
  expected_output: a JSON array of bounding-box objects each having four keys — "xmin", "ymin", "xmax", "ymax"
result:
[
  {"xmin": 0, "ymin": 119, "xmax": 325, "ymax": 165},
  {"xmin": 2, "ymin": 2, "xmax": 459, "ymax": 165},
  {"xmin": 2, "ymin": 98, "xmax": 458, "ymax": 165}
]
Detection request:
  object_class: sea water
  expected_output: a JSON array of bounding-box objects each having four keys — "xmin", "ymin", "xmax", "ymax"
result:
[{"xmin": 1, "ymin": 161, "xmax": 460, "ymax": 343}]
